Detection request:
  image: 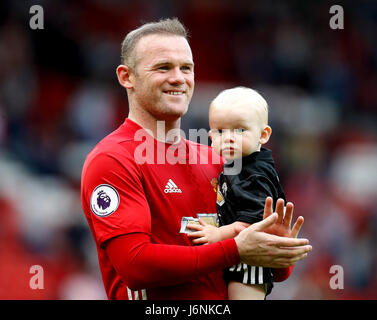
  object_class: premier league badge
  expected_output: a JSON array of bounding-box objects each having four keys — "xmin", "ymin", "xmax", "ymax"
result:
[
  {"xmin": 97, "ymin": 190, "xmax": 111, "ymax": 210},
  {"xmin": 90, "ymin": 184, "xmax": 120, "ymax": 217}
]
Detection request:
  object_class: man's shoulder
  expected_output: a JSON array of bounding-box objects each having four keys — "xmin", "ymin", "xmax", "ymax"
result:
[
  {"xmin": 84, "ymin": 125, "xmax": 137, "ymax": 168},
  {"xmin": 187, "ymin": 139, "xmax": 225, "ymax": 168},
  {"xmin": 186, "ymin": 139, "xmax": 223, "ymax": 157}
]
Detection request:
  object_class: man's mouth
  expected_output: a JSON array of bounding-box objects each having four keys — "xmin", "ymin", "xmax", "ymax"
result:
[{"xmin": 164, "ymin": 90, "xmax": 185, "ymax": 96}]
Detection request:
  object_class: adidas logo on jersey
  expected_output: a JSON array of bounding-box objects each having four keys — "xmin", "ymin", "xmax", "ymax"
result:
[{"xmin": 164, "ymin": 179, "xmax": 182, "ymax": 193}]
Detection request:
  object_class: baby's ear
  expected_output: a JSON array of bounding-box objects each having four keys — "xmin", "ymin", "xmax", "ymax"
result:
[
  {"xmin": 208, "ymin": 129, "xmax": 213, "ymax": 141},
  {"xmin": 260, "ymin": 125, "xmax": 272, "ymax": 145}
]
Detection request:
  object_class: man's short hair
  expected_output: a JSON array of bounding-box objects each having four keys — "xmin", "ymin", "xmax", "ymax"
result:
[{"xmin": 121, "ymin": 18, "xmax": 188, "ymax": 71}]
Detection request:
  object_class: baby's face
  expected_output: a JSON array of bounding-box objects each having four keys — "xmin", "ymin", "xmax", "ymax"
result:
[{"xmin": 209, "ymin": 101, "xmax": 266, "ymax": 160}]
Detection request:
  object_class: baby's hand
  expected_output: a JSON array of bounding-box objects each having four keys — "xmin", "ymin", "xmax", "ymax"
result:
[
  {"xmin": 263, "ymin": 197, "xmax": 304, "ymax": 238},
  {"xmin": 186, "ymin": 218, "xmax": 222, "ymax": 244}
]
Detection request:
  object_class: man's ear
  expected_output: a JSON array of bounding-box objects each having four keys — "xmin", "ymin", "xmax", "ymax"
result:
[
  {"xmin": 116, "ymin": 64, "xmax": 134, "ymax": 89},
  {"xmin": 259, "ymin": 125, "xmax": 272, "ymax": 145}
]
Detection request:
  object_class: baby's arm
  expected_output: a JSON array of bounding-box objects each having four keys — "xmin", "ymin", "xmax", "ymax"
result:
[{"xmin": 187, "ymin": 219, "xmax": 250, "ymax": 244}]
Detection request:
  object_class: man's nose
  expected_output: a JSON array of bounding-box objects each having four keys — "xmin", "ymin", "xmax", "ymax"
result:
[{"xmin": 168, "ymin": 67, "xmax": 185, "ymax": 84}]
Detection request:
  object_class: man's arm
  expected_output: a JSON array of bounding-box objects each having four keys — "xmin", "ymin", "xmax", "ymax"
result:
[
  {"xmin": 274, "ymin": 266, "xmax": 294, "ymax": 282},
  {"xmin": 106, "ymin": 212, "xmax": 311, "ymax": 290},
  {"xmin": 187, "ymin": 197, "xmax": 304, "ymax": 281},
  {"xmin": 105, "ymin": 232, "xmax": 239, "ymax": 290},
  {"xmin": 84, "ymin": 152, "xmax": 239, "ymax": 290},
  {"xmin": 187, "ymin": 219, "xmax": 295, "ymax": 281}
]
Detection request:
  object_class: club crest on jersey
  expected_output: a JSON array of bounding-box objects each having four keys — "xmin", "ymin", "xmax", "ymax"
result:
[
  {"xmin": 216, "ymin": 185, "xmax": 225, "ymax": 206},
  {"xmin": 90, "ymin": 184, "xmax": 119, "ymax": 217}
]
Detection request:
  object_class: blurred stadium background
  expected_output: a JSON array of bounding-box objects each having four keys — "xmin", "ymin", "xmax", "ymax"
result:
[{"xmin": 0, "ymin": 0, "xmax": 376, "ymax": 299}]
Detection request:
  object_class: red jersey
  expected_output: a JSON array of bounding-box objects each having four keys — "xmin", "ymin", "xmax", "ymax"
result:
[{"xmin": 81, "ymin": 119, "xmax": 240, "ymax": 300}]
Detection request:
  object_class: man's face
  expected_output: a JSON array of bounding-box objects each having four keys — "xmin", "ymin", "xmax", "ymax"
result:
[{"xmin": 129, "ymin": 34, "xmax": 194, "ymax": 121}]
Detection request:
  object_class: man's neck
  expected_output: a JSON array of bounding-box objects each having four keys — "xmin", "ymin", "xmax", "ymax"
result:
[{"xmin": 128, "ymin": 109, "xmax": 182, "ymax": 144}]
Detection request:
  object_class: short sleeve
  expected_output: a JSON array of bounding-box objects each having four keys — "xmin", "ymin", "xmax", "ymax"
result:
[
  {"xmin": 231, "ymin": 175, "xmax": 279, "ymax": 224},
  {"xmin": 81, "ymin": 151, "xmax": 151, "ymax": 248}
]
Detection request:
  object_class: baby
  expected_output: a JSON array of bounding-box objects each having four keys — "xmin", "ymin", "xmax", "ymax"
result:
[{"xmin": 188, "ymin": 86, "xmax": 291, "ymax": 299}]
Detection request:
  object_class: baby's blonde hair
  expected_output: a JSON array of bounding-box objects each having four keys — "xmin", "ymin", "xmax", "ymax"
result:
[{"xmin": 210, "ymin": 86, "xmax": 269, "ymax": 125}]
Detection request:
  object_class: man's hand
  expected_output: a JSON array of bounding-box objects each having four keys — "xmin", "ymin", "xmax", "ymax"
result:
[{"xmin": 234, "ymin": 204, "xmax": 311, "ymax": 268}]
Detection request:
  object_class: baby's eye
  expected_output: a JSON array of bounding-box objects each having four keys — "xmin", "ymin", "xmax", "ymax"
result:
[
  {"xmin": 234, "ymin": 128, "xmax": 245, "ymax": 134},
  {"xmin": 211, "ymin": 129, "xmax": 223, "ymax": 135}
]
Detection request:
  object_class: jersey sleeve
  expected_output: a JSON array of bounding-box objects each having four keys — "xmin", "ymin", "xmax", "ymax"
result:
[
  {"xmin": 81, "ymin": 150, "xmax": 151, "ymax": 248},
  {"xmin": 105, "ymin": 232, "xmax": 240, "ymax": 290},
  {"xmin": 231, "ymin": 174, "xmax": 280, "ymax": 224},
  {"xmin": 273, "ymin": 265, "xmax": 294, "ymax": 282}
]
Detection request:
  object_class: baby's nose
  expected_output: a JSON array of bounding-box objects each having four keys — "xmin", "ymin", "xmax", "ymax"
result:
[{"xmin": 222, "ymin": 130, "xmax": 235, "ymax": 142}]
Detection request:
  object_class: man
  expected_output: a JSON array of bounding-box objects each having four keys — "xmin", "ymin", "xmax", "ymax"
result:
[{"xmin": 81, "ymin": 18, "xmax": 311, "ymax": 300}]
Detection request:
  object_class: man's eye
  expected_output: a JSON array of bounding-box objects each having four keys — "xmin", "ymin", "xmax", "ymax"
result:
[
  {"xmin": 158, "ymin": 66, "xmax": 169, "ymax": 70},
  {"xmin": 181, "ymin": 66, "xmax": 192, "ymax": 72}
]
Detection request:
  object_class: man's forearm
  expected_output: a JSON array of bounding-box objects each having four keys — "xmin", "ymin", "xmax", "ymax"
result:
[{"xmin": 105, "ymin": 232, "xmax": 240, "ymax": 290}]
